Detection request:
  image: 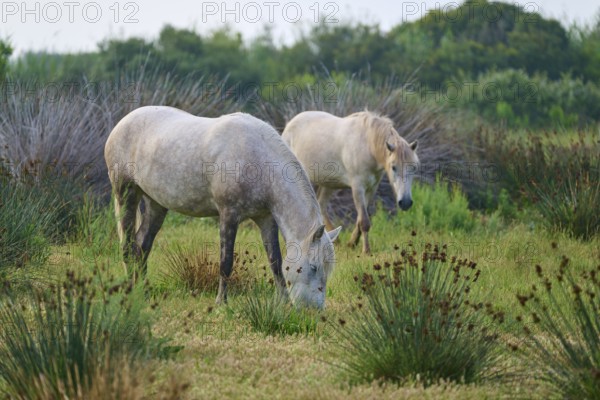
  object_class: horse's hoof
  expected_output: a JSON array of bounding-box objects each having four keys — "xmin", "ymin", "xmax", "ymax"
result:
[
  {"xmin": 215, "ymin": 296, "xmax": 227, "ymax": 306},
  {"xmin": 347, "ymin": 241, "xmax": 357, "ymax": 249}
]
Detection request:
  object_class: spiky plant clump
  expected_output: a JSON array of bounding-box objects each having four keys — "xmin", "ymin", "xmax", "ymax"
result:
[
  {"xmin": 0, "ymin": 175, "xmax": 59, "ymax": 269},
  {"xmin": 334, "ymin": 244, "xmax": 503, "ymax": 386},
  {"xmin": 0, "ymin": 267, "xmax": 177, "ymax": 399},
  {"xmin": 512, "ymin": 257, "xmax": 600, "ymax": 398}
]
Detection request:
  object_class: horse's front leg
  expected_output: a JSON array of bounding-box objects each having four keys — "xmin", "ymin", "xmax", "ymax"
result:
[
  {"xmin": 216, "ymin": 210, "xmax": 240, "ymax": 305},
  {"xmin": 349, "ymin": 184, "xmax": 371, "ymax": 254},
  {"xmin": 255, "ymin": 215, "xmax": 287, "ymax": 300}
]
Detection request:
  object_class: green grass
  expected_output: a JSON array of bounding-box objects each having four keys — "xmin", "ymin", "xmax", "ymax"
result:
[{"xmin": 238, "ymin": 281, "xmax": 319, "ymax": 337}]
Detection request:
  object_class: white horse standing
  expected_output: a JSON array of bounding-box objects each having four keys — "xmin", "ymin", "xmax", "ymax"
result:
[
  {"xmin": 282, "ymin": 111, "xmax": 419, "ymax": 254},
  {"xmin": 105, "ymin": 106, "xmax": 341, "ymax": 308}
]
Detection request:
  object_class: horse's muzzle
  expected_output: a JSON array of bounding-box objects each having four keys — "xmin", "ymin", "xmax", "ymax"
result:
[{"xmin": 398, "ymin": 199, "xmax": 413, "ymax": 211}]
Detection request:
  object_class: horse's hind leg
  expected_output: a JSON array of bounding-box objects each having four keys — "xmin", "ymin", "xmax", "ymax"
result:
[
  {"xmin": 114, "ymin": 182, "xmax": 142, "ymax": 276},
  {"xmin": 254, "ymin": 215, "xmax": 287, "ymax": 299},
  {"xmin": 135, "ymin": 195, "xmax": 168, "ymax": 278},
  {"xmin": 316, "ymin": 186, "xmax": 335, "ymax": 232},
  {"xmin": 216, "ymin": 209, "xmax": 240, "ymax": 305}
]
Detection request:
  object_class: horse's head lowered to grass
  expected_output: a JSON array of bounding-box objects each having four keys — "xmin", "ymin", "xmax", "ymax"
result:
[{"xmin": 282, "ymin": 224, "xmax": 341, "ymax": 309}]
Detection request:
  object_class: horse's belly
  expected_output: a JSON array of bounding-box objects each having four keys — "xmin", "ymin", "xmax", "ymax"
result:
[
  {"xmin": 142, "ymin": 181, "xmax": 219, "ymax": 217},
  {"xmin": 302, "ymin": 158, "xmax": 350, "ymax": 188}
]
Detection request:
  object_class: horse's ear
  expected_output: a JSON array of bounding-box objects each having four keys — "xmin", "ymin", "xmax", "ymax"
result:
[
  {"xmin": 312, "ymin": 225, "xmax": 326, "ymax": 242},
  {"xmin": 327, "ymin": 227, "xmax": 342, "ymax": 242},
  {"xmin": 410, "ymin": 140, "xmax": 418, "ymax": 151},
  {"xmin": 386, "ymin": 141, "xmax": 396, "ymax": 152}
]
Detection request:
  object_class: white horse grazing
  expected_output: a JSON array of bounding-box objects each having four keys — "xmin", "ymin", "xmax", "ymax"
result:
[
  {"xmin": 104, "ymin": 106, "xmax": 341, "ymax": 308},
  {"xmin": 282, "ymin": 110, "xmax": 419, "ymax": 254}
]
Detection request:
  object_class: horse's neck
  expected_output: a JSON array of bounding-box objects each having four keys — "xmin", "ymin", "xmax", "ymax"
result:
[{"xmin": 271, "ymin": 183, "xmax": 322, "ymax": 244}]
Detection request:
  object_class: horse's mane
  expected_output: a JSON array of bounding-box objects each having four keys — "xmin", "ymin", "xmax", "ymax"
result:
[
  {"xmin": 347, "ymin": 110, "xmax": 412, "ymax": 165},
  {"xmin": 275, "ymin": 138, "xmax": 320, "ymax": 209},
  {"xmin": 254, "ymin": 117, "xmax": 322, "ymax": 226}
]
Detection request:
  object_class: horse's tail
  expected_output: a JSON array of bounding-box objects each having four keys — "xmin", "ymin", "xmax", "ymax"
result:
[
  {"xmin": 114, "ymin": 195, "xmax": 124, "ymax": 244},
  {"xmin": 136, "ymin": 200, "xmax": 144, "ymax": 234}
]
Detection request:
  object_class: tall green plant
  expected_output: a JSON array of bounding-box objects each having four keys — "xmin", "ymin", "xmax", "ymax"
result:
[
  {"xmin": 334, "ymin": 245, "xmax": 503, "ymax": 385},
  {"xmin": 0, "ymin": 177, "xmax": 57, "ymax": 269},
  {"xmin": 512, "ymin": 258, "xmax": 600, "ymax": 398},
  {"xmin": 477, "ymin": 130, "xmax": 599, "ymax": 239},
  {"xmin": 0, "ymin": 268, "xmax": 176, "ymax": 398}
]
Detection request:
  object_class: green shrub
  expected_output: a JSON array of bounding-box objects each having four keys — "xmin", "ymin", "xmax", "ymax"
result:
[
  {"xmin": 0, "ymin": 178, "xmax": 56, "ymax": 269},
  {"xmin": 477, "ymin": 130, "xmax": 599, "ymax": 239},
  {"xmin": 454, "ymin": 69, "xmax": 600, "ymax": 128},
  {"xmin": 512, "ymin": 258, "xmax": 600, "ymax": 398},
  {"xmin": 73, "ymin": 195, "xmax": 120, "ymax": 261},
  {"xmin": 0, "ymin": 168, "xmax": 101, "ymax": 269},
  {"xmin": 333, "ymin": 246, "xmax": 503, "ymax": 385},
  {"xmin": 0, "ymin": 268, "xmax": 177, "ymax": 399},
  {"xmin": 378, "ymin": 178, "xmax": 479, "ymax": 233},
  {"xmin": 239, "ymin": 282, "xmax": 319, "ymax": 337}
]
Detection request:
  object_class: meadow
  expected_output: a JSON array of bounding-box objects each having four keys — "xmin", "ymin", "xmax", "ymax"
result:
[{"xmin": 1, "ymin": 169, "xmax": 599, "ymax": 398}]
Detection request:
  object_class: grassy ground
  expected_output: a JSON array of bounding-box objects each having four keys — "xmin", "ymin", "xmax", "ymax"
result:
[{"xmin": 15, "ymin": 180, "xmax": 594, "ymax": 399}]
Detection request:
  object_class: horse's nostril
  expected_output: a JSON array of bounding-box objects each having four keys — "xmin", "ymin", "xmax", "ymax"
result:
[{"xmin": 399, "ymin": 199, "xmax": 413, "ymax": 210}]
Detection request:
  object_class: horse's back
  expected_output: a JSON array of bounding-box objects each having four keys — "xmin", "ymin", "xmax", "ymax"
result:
[
  {"xmin": 107, "ymin": 107, "xmax": 260, "ymax": 150},
  {"xmin": 282, "ymin": 111, "xmax": 370, "ymax": 186},
  {"xmin": 105, "ymin": 106, "xmax": 287, "ymax": 216}
]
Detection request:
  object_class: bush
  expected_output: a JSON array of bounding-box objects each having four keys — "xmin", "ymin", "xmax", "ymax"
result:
[
  {"xmin": 0, "ymin": 168, "xmax": 106, "ymax": 269},
  {"xmin": 239, "ymin": 282, "xmax": 319, "ymax": 337},
  {"xmin": 453, "ymin": 69, "xmax": 600, "ymax": 128},
  {"xmin": 477, "ymin": 130, "xmax": 599, "ymax": 239},
  {"xmin": 0, "ymin": 69, "xmax": 241, "ymax": 201},
  {"xmin": 399, "ymin": 178, "xmax": 478, "ymax": 232},
  {"xmin": 512, "ymin": 258, "xmax": 600, "ymax": 398},
  {"xmin": 0, "ymin": 177, "xmax": 57, "ymax": 269},
  {"xmin": 333, "ymin": 246, "xmax": 503, "ymax": 385},
  {"xmin": 0, "ymin": 268, "xmax": 178, "ymax": 399}
]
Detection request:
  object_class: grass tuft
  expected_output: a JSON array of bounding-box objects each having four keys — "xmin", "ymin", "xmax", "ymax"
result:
[
  {"xmin": 160, "ymin": 243, "xmax": 256, "ymax": 294},
  {"xmin": 239, "ymin": 282, "xmax": 319, "ymax": 337},
  {"xmin": 0, "ymin": 267, "xmax": 178, "ymax": 399},
  {"xmin": 512, "ymin": 257, "xmax": 600, "ymax": 398},
  {"xmin": 333, "ymin": 246, "xmax": 503, "ymax": 386}
]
